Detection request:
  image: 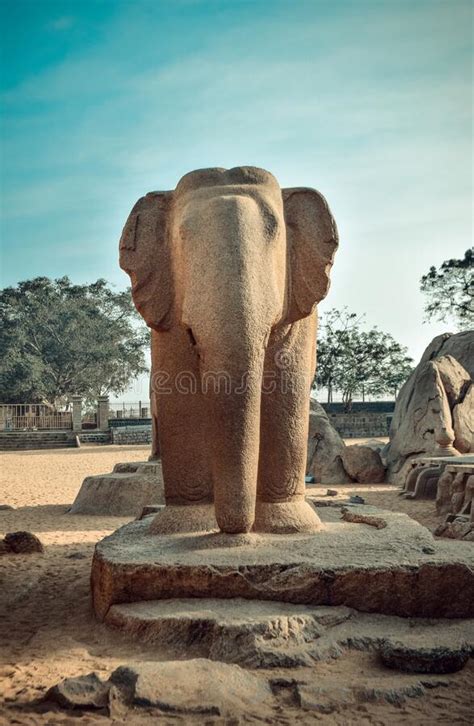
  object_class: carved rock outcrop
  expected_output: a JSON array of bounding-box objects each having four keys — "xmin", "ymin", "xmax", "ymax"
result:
[{"xmin": 386, "ymin": 332, "xmax": 474, "ymax": 483}]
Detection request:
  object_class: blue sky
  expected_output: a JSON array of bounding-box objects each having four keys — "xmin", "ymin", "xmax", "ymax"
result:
[{"xmin": 0, "ymin": 0, "xmax": 472, "ymax": 397}]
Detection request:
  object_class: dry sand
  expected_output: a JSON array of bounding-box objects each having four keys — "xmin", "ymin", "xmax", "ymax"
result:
[{"xmin": 0, "ymin": 443, "xmax": 473, "ymax": 724}]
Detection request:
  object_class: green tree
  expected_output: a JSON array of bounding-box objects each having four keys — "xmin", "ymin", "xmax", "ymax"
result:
[
  {"xmin": 420, "ymin": 248, "xmax": 474, "ymax": 329},
  {"xmin": 314, "ymin": 309, "xmax": 413, "ymax": 410},
  {"xmin": 314, "ymin": 309, "xmax": 362, "ymax": 404},
  {"xmin": 0, "ymin": 277, "xmax": 149, "ymax": 407}
]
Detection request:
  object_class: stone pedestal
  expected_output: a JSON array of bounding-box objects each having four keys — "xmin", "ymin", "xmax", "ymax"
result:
[
  {"xmin": 91, "ymin": 504, "xmax": 474, "ymax": 620},
  {"xmin": 69, "ymin": 461, "xmax": 164, "ymax": 516}
]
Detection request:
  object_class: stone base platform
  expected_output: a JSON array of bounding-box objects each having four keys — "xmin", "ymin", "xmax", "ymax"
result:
[
  {"xmin": 103, "ymin": 598, "xmax": 474, "ymax": 669},
  {"xmin": 69, "ymin": 461, "xmax": 164, "ymax": 516},
  {"xmin": 91, "ymin": 504, "xmax": 474, "ymax": 619}
]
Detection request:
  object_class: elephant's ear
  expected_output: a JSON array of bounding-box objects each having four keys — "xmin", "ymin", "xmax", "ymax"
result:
[
  {"xmin": 282, "ymin": 188, "xmax": 339, "ymax": 323},
  {"xmin": 119, "ymin": 191, "xmax": 173, "ymax": 331}
]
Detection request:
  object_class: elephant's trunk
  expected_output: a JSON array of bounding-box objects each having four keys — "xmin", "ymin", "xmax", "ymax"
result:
[{"xmin": 200, "ymin": 347, "xmax": 264, "ymax": 534}]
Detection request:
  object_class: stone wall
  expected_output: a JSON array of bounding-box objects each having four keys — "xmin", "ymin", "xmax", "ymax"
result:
[
  {"xmin": 326, "ymin": 412, "xmax": 393, "ymax": 439},
  {"xmin": 109, "ymin": 418, "xmax": 152, "ymax": 428},
  {"xmin": 111, "ymin": 425, "xmax": 152, "ymax": 445},
  {"xmin": 78, "ymin": 432, "xmax": 111, "ymax": 444},
  {"xmin": 108, "ymin": 412, "xmax": 392, "ymax": 442},
  {"xmin": 321, "ymin": 401, "xmax": 395, "ymax": 415}
]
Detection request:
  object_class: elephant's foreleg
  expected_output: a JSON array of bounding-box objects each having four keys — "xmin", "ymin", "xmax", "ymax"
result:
[
  {"xmin": 148, "ymin": 328, "xmax": 216, "ymax": 533},
  {"xmin": 254, "ymin": 314, "xmax": 322, "ymax": 533}
]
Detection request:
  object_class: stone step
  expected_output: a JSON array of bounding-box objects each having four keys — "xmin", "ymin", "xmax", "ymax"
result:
[
  {"xmin": 105, "ymin": 599, "xmax": 353, "ymax": 668},
  {"xmin": 0, "ymin": 434, "xmax": 72, "ymax": 439},
  {"xmin": 0, "ymin": 432, "xmax": 76, "ymax": 451},
  {"xmin": 1, "ymin": 445, "xmax": 75, "ymax": 451},
  {"xmin": 104, "ymin": 598, "xmax": 474, "ymax": 671}
]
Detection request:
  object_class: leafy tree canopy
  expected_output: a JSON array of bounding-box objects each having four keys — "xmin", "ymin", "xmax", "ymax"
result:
[
  {"xmin": 314, "ymin": 308, "xmax": 413, "ymax": 410},
  {"xmin": 420, "ymin": 248, "xmax": 474, "ymax": 329},
  {"xmin": 0, "ymin": 277, "xmax": 149, "ymax": 407}
]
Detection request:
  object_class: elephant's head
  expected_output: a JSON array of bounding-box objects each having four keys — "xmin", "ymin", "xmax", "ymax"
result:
[
  {"xmin": 120, "ymin": 167, "xmax": 338, "ymax": 335},
  {"xmin": 120, "ymin": 166, "xmax": 338, "ymax": 532}
]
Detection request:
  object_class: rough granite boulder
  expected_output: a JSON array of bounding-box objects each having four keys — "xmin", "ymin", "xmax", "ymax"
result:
[
  {"xmin": 342, "ymin": 445, "xmax": 386, "ymax": 484},
  {"xmin": 307, "ymin": 401, "xmax": 353, "ymax": 484},
  {"xmin": 1, "ymin": 531, "xmax": 44, "ymax": 554},
  {"xmin": 386, "ymin": 332, "xmax": 474, "ymax": 483}
]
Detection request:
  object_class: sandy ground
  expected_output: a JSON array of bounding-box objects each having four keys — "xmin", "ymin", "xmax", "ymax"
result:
[{"xmin": 0, "ymin": 443, "xmax": 473, "ymax": 724}]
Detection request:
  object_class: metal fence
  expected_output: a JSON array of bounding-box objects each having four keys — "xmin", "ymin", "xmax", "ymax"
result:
[
  {"xmin": 0, "ymin": 404, "xmax": 73, "ymax": 431},
  {"xmin": 109, "ymin": 402, "xmax": 151, "ymax": 419}
]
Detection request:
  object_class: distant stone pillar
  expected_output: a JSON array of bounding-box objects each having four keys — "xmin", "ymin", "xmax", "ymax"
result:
[
  {"xmin": 71, "ymin": 396, "xmax": 82, "ymax": 432},
  {"xmin": 97, "ymin": 396, "xmax": 110, "ymax": 431}
]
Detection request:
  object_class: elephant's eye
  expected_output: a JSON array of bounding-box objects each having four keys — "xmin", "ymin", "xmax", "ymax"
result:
[{"xmin": 262, "ymin": 207, "xmax": 279, "ymax": 241}]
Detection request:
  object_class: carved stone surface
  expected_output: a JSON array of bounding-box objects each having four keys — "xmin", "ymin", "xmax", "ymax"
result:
[
  {"xmin": 119, "ymin": 167, "xmax": 339, "ymax": 534},
  {"xmin": 403, "ymin": 465, "xmax": 442, "ymax": 500},
  {"xmin": 435, "ymin": 467, "xmax": 474, "ymax": 539},
  {"xmin": 91, "ymin": 505, "xmax": 474, "ymax": 619},
  {"xmin": 386, "ymin": 332, "xmax": 474, "ymax": 483},
  {"xmin": 436, "ymin": 469, "xmax": 455, "ymax": 516},
  {"xmin": 453, "ymin": 384, "xmax": 474, "ymax": 453}
]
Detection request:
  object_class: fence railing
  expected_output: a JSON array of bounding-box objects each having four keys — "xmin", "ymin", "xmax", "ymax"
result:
[
  {"xmin": 109, "ymin": 402, "xmax": 151, "ymax": 419},
  {"xmin": 0, "ymin": 404, "xmax": 73, "ymax": 431}
]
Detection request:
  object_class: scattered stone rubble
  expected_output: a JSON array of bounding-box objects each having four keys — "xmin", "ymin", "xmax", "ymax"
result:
[{"xmin": 44, "ymin": 605, "xmax": 474, "ymax": 717}]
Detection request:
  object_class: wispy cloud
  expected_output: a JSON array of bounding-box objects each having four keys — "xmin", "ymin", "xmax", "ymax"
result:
[
  {"xmin": 0, "ymin": 0, "xmax": 471, "ymax": 365},
  {"xmin": 47, "ymin": 16, "xmax": 75, "ymax": 32}
]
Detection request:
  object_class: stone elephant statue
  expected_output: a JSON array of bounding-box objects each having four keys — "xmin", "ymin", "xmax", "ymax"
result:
[{"xmin": 120, "ymin": 166, "xmax": 338, "ymax": 535}]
